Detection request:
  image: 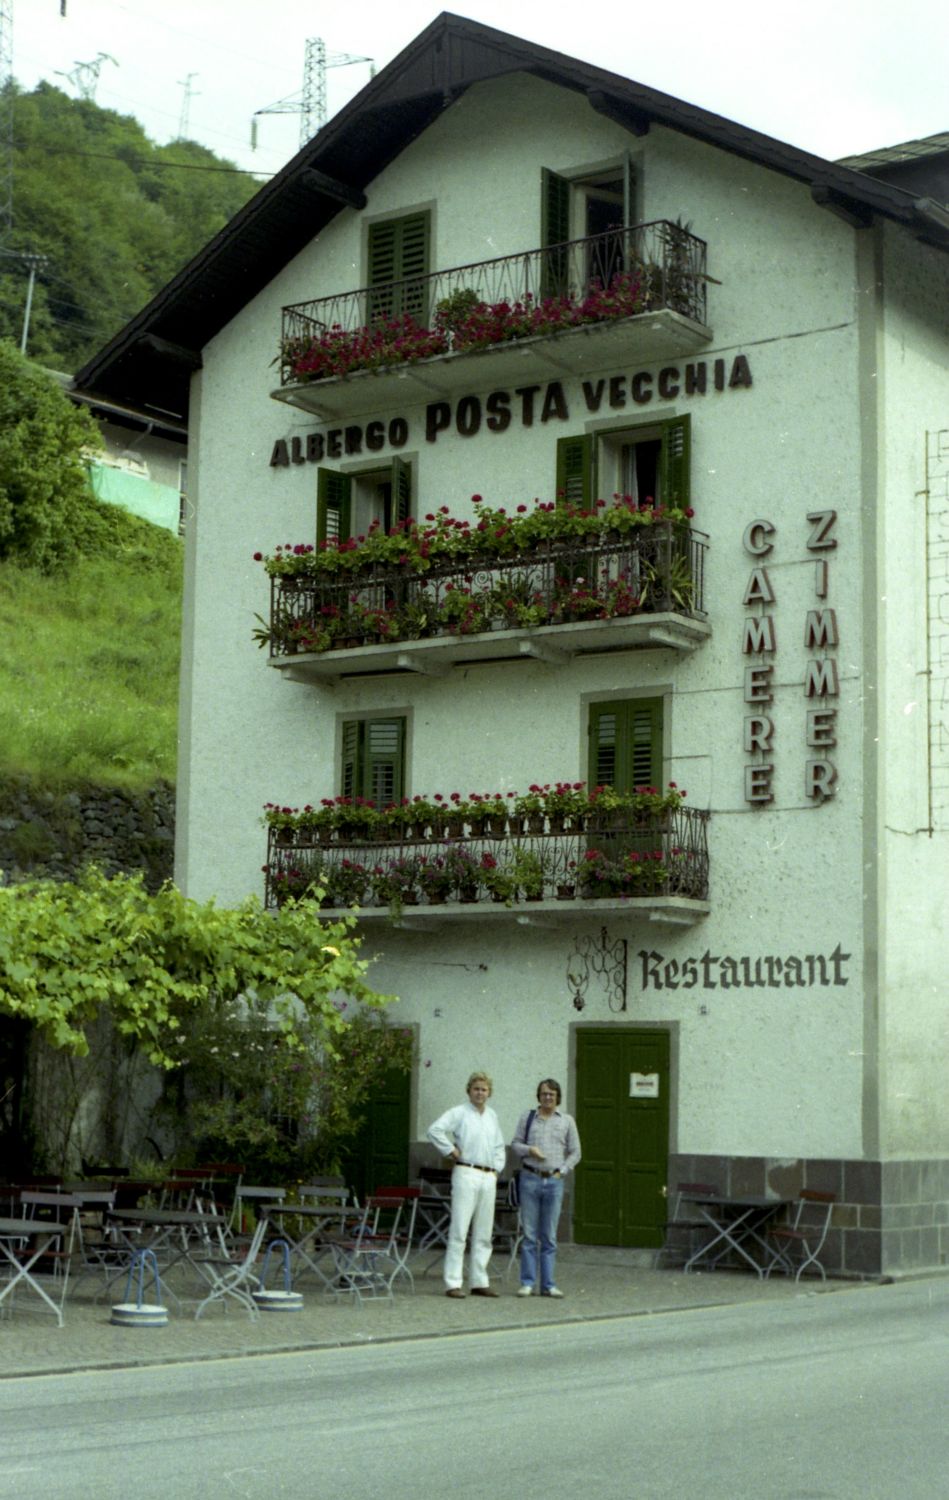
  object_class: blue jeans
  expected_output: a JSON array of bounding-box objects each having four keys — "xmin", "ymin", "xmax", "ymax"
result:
[{"xmin": 518, "ymin": 1169, "xmax": 565, "ymax": 1291}]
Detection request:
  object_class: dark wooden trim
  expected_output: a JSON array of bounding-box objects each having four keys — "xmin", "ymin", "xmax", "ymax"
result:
[{"xmin": 299, "ymin": 168, "xmax": 368, "ymax": 211}]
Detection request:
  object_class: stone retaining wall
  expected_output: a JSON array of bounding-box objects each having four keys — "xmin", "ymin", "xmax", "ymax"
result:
[{"xmin": 0, "ymin": 776, "xmax": 175, "ymax": 890}]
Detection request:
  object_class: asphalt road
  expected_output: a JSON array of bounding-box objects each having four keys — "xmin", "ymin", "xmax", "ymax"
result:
[{"xmin": 2, "ymin": 1277, "xmax": 946, "ymax": 1500}]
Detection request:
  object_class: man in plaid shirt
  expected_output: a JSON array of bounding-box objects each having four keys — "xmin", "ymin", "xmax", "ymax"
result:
[{"xmin": 511, "ymin": 1078, "xmax": 581, "ymax": 1297}]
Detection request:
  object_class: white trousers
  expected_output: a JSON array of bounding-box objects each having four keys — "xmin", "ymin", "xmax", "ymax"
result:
[{"xmin": 444, "ymin": 1165, "xmax": 496, "ymax": 1289}]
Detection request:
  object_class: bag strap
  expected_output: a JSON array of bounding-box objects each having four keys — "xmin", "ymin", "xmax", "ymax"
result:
[{"xmin": 520, "ymin": 1109, "xmax": 536, "ymax": 1151}]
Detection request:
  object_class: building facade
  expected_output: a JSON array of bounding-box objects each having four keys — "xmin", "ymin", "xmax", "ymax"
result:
[{"xmin": 75, "ymin": 16, "xmax": 949, "ymax": 1276}]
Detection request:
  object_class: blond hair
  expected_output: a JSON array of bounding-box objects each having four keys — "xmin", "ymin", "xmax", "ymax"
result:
[{"xmin": 466, "ymin": 1070, "xmax": 493, "ymax": 1095}]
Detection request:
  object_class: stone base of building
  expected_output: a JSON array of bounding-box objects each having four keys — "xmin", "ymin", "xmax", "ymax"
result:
[{"xmin": 666, "ymin": 1155, "xmax": 949, "ymax": 1279}]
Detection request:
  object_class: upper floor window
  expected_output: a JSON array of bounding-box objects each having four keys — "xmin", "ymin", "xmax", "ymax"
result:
[
  {"xmin": 341, "ymin": 715, "xmax": 406, "ymax": 807},
  {"xmin": 541, "ymin": 158, "xmax": 637, "ymax": 297},
  {"xmin": 366, "ymin": 212, "xmax": 431, "ymax": 324},
  {"xmin": 555, "ymin": 415, "xmax": 691, "ymax": 510},
  {"xmin": 317, "ymin": 457, "xmax": 412, "ymax": 544},
  {"xmin": 588, "ymin": 697, "xmax": 663, "ymax": 792}
]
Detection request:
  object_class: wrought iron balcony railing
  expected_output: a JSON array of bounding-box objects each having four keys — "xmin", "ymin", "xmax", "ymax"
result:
[
  {"xmin": 264, "ymin": 806, "xmax": 710, "ymax": 915},
  {"xmin": 267, "ymin": 526, "xmax": 707, "ymax": 663},
  {"xmin": 278, "ymin": 221, "xmax": 709, "ymax": 387}
]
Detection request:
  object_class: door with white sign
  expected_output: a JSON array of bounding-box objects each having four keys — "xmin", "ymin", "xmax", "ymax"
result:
[{"xmin": 574, "ymin": 1028, "xmax": 670, "ymax": 1247}]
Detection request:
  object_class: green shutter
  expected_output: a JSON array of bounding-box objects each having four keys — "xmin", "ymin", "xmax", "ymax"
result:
[
  {"xmin": 541, "ymin": 168, "xmax": 571, "ymax": 298},
  {"xmin": 340, "ymin": 719, "xmax": 360, "ymax": 802},
  {"xmin": 622, "ymin": 152, "xmax": 636, "ymax": 230},
  {"xmin": 659, "ymin": 415, "xmax": 690, "ymax": 510},
  {"xmin": 391, "ymin": 456, "xmax": 411, "ymax": 525},
  {"xmin": 588, "ymin": 698, "xmax": 663, "ymax": 792},
  {"xmin": 556, "ymin": 434, "xmax": 593, "ymax": 506},
  {"xmin": 368, "ymin": 213, "xmax": 430, "ymax": 323},
  {"xmin": 364, "ymin": 717, "xmax": 405, "ymax": 807},
  {"xmin": 317, "ymin": 468, "xmax": 352, "ymax": 544},
  {"xmin": 340, "ymin": 716, "xmax": 405, "ymax": 807}
]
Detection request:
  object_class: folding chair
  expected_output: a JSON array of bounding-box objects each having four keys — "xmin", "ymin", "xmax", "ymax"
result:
[
  {"xmin": 371, "ymin": 1186, "xmax": 419, "ymax": 1293},
  {"xmin": 654, "ymin": 1181, "xmax": 722, "ymax": 1268},
  {"xmin": 192, "ymin": 1216, "xmax": 269, "ymax": 1319},
  {"xmin": 328, "ymin": 1194, "xmax": 406, "ymax": 1305},
  {"xmin": 63, "ymin": 1189, "xmax": 123, "ymax": 1295},
  {"xmin": 416, "ymin": 1166, "xmax": 453, "ymax": 1271},
  {"xmin": 17, "ymin": 1191, "xmax": 83, "ymax": 1316},
  {"xmin": 230, "ymin": 1184, "xmax": 286, "ymax": 1240},
  {"xmin": 492, "ymin": 1180, "xmax": 522, "ymax": 1280},
  {"xmin": 766, "ymin": 1190, "xmax": 836, "ymax": 1282}
]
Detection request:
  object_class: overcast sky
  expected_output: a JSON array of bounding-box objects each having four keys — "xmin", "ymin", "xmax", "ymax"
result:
[{"xmin": 9, "ymin": 0, "xmax": 949, "ymax": 181}]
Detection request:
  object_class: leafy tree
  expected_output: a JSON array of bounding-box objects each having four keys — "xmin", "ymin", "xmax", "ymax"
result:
[
  {"xmin": 1, "ymin": 80, "xmax": 259, "ymax": 371},
  {"xmin": 160, "ymin": 1002, "xmax": 412, "ymax": 1181},
  {"xmin": 0, "ymin": 867, "xmax": 394, "ymax": 1066},
  {"xmin": 0, "ymin": 340, "xmax": 103, "ymax": 569}
]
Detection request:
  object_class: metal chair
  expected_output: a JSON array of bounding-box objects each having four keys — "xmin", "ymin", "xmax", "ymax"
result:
[
  {"xmin": 328, "ymin": 1194, "xmax": 407, "ymax": 1305},
  {"xmin": 492, "ymin": 1179, "xmax": 522, "ymax": 1280},
  {"xmin": 192, "ymin": 1215, "xmax": 269, "ymax": 1319},
  {"xmin": 230, "ymin": 1184, "xmax": 286, "ymax": 1240},
  {"xmin": 655, "ymin": 1182, "xmax": 721, "ymax": 1268},
  {"xmin": 17, "ymin": 1191, "xmax": 83, "ymax": 1306},
  {"xmin": 766, "ymin": 1190, "xmax": 836, "ymax": 1282},
  {"xmin": 416, "ymin": 1166, "xmax": 453, "ymax": 1271}
]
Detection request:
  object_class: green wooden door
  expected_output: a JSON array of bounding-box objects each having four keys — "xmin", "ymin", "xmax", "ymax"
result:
[
  {"xmin": 574, "ymin": 1028, "xmax": 670, "ymax": 1247},
  {"xmin": 340, "ymin": 1065, "xmax": 411, "ymax": 1202}
]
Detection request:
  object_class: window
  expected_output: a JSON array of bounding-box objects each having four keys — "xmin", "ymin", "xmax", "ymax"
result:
[
  {"xmin": 556, "ymin": 415, "xmax": 690, "ymax": 510},
  {"xmin": 366, "ymin": 212, "xmax": 430, "ymax": 324},
  {"xmin": 588, "ymin": 699, "xmax": 663, "ymax": 793},
  {"xmin": 541, "ymin": 158, "xmax": 637, "ymax": 297},
  {"xmin": 341, "ymin": 716, "xmax": 406, "ymax": 807},
  {"xmin": 317, "ymin": 457, "xmax": 412, "ymax": 543}
]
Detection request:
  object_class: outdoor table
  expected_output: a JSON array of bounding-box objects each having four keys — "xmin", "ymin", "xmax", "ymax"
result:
[
  {"xmin": 104, "ymin": 1208, "xmax": 228, "ymax": 1306},
  {"xmin": 682, "ymin": 1194, "xmax": 791, "ymax": 1279},
  {"xmin": 0, "ymin": 1216, "xmax": 68, "ymax": 1325},
  {"xmin": 260, "ymin": 1200, "xmax": 355, "ymax": 1289}
]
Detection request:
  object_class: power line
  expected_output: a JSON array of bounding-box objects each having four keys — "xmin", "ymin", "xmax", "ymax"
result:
[{"xmin": 13, "ymin": 138, "xmax": 271, "ymax": 175}]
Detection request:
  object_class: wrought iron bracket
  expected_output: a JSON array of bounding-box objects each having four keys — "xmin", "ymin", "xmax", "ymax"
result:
[{"xmin": 566, "ymin": 926, "xmax": 628, "ymax": 1012}]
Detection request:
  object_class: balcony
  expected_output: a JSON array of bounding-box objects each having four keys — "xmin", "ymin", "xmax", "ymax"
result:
[
  {"xmin": 264, "ymin": 806, "xmax": 710, "ymax": 929},
  {"xmin": 272, "ymin": 222, "xmax": 711, "ymax": 421},
  {"xmin": 266, "ymin": 526, "xmax": 709, "ymax": 684}
]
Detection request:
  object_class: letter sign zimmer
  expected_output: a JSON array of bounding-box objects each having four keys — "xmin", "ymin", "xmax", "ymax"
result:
[{"xmin": 741, "ymin": 512, "xmax": 840, "ymax": 805}]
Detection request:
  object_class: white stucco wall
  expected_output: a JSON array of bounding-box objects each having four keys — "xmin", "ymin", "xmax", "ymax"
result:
[
  {"xmin": 175, "ymin": 72, "xmax": 946, "ymax": 1165},
  {"xmin": 873, "ymin": 226, "xmax": 949, "ymax": 1155}
]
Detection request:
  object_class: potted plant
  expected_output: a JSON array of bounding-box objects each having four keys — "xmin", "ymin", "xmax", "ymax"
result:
[
  {"xmin": 512, "ymin": 847, "xmax": 545, "ymax": 901},
  {"xmin": 263, "ymin": 803, "xmax": 300, "ymax": 846},
  {"xmin": 542, "ymin": 781, "xmax": 588, "ymax": 833},
  {"xmin": 478, "ymin": 851, "xmax": 518, "ymax": 905},
  {"xmin": 269, "ymin": 862, "xmax": 325, "ymax": 905},
  {"xmin": 513, "ymin": 784, "xmax": 548, "ymax": 835},
  {"xmin": 323, "ymin": 858, "xmax": 370, "ymax": 908},
  {"xmin": 418, "ymin": 850, "xmax": 457, "ymax": 905},
  {"xmin": 443, "ymin": 841, "xmax": 483, "ymax": 902},
  {"xmin": 371, "ymin": 856, "xmax": 422, "ymax": 912},
  {"xmin": 578, "ymin": 847, "xmax": 617, "ymax": 898},
  {"xmin": 467, "ymin": 791, "xmax": 513, "ymax": 837}
]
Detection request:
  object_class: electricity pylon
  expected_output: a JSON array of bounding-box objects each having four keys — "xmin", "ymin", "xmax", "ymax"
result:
[{"xmin": 252, "ymin": 36, "xmax": 373, "ymax": 151}]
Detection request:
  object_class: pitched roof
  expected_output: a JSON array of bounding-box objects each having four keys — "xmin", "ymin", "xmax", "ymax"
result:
[{"xmin": 73, "ymin": 11, "xmax": 949, "ymax": 421}]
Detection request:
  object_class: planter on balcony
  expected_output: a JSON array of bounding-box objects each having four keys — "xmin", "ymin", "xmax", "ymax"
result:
[
  {"xmin": 274, "ymin": 221, "xmax": 710, "ymax": 418},
  {"xmin": 263, "ymin": 795, "xmax": 710, "ymax": 922},
  {"xmin": 258, "ymin": 506, "xmax": 708, "ymax": 673}
]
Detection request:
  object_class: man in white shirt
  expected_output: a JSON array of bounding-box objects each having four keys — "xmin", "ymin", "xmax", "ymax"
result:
[{"xmin": 427, "ymin": 1071, "xmax": 507, "ymax": 1297}]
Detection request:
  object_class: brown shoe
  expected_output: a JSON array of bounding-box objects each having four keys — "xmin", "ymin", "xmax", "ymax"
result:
[
  {"xmin": 470, "ymin": 1286, "xmax": 500, "ymax": 1297},
  {"xmin": 445, "ymin": 1287, "xmax": 466, "ymax": 1298}
]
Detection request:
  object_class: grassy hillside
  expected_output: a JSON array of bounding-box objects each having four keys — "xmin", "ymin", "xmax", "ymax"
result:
[{"xmin": 0, "ymin": 529, "xmax": 182, "ymax": 792}]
